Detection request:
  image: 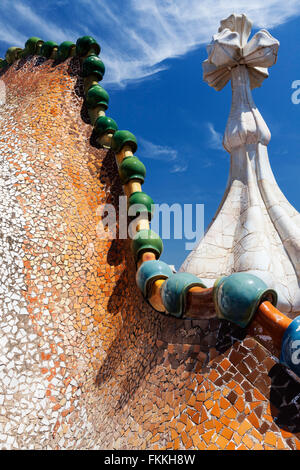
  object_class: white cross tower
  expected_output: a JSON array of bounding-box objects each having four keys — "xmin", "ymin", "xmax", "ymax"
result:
[{"xmin": 181, "ymin": 13, "xmax": 300, "ymax": 317}]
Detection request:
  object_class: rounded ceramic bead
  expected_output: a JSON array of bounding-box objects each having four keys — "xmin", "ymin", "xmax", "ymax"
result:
[
  {"xmin": 136, "ymin": 260, "xmax": 173, "ymax": 297},
  {"xmin": 161, "ymin": 273, "xmax": 207, "ymax": 318},
  {"xmin": 0, "ymin": 59, "xmax": 8, "ymax": 69},
  {"xmin": 23, "ymin": 37, "xmax": 44, "ymax": 56},
  {"xmin": 41, "ymin": 41, "xmax": 58, "ymax": 59},
  {"xmin": 119, "ymin": 157, "xmax": 146, "ymax": 185},
  {"xmin": 76, "ymin": 36, "xmax": 101, "ymax": 57},
  {"xmin": 128, "ymin": 191, "xmax": 154, "ymax": 219},
  {"xmin": 280, "ymin": 317, "xmax": 300, "ymax": 377},
  {"xmin": 57, "ymin": 41, "xmax": 76, "ymax": 61},
  {"xmin": 82, "ymin": 55, "xmax": 105, "ymax": 81},
  {"xmin": 131, "ymin": 230, "xmax": 163, "ymax": 262},
  {"xmin": 111, "ymin": 130, "xmax": 138, "ymax": 154},
  {"xmin": 94, "ymin": 116, "xmax": 118, "ymax": 137},
  {"xmin": 213, "ymin": 272, "xmax": 278, "ymax": 328},
  {"xmin": 5, "ymin": 47, "xmax": 23, "ymax": 64},
  {"xmin": 86, "ymin": 85, "xmax": 109, "ymax": 109}
]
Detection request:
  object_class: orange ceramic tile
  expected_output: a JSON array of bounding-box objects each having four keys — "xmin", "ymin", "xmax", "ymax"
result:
[
  {"xmin": 221, "ymin": 428, "xmax": 234, "ymax": 440},
  {"xmin": 242, "ymin": 434, "xmax": 254, "ymax": 449},
  {"xmin": 237, "ymin": 420, "xmax": 252, "ymax": 436},
  {"xmin": 216, "ymin": 435, "xmax": 229, "ymax": 450},
  {"xmin": 264, "ymin": 432, "xmax": 277, "ymax": 448},
  {"xmin": 202, "ymin": 430, "xmax": 215, "ymax": 445}
]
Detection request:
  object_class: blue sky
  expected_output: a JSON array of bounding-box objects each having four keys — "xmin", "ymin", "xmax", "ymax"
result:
[{"xmin": 1, "ymin": 1, "xmax": 300, "ymax": 270}]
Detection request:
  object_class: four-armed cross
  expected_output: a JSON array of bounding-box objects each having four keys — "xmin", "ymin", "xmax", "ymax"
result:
[{"xmin": 181, "ymin": 14, "xmax": 300, "ymax": 316}]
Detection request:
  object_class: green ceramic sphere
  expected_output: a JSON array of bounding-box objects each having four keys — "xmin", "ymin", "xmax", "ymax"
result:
[
  {"xmin": 0, "ymin": 59, "xmax": 8, "ymax": 69},
  {"xmin": 119, "ymin": 157, "xmax": 146, "ymax": 185},
  {"xmin": 94, "ymin": 116, "xmax": 118, "ymax": 137},
  {"xmin": 213, "ymin": 272, "xmax": 278, "ymax": 328},
  {"xmin": 57, "ymin": 41, "xmax": 76, "ymax": 61},
  {"xmin": 131, "ymin": 230, "xmax": 163, "ymax": 262},
  {"xmin": 128, "ymin": 191, "xmax": 154, "ymax": 219},
  {"xmin": 136, "ymin": 260, "xmax": 173, "ymax": 297},
  {"xmin": 82, "ymin": 55, "xmax": 105, "ymax": 80},
  {"xmin": 111, "ymin": 130, "xmax": 138, "ymax": 154},
  {"xmin": 23, "ymin": 37, "xmax": 44, "ymax": 56},
  {"xmin": 5, "ymin": 47, "xmax": 23, "ymax": 64},
  {"xmin": 76, "ymin": 36, "xmax": 101, "ymax": 57},
  {"xmin": 86, "ymin": 85, "xmax": 109, "ymax": 109},
  {"xmin": 41, "ymin": 41, "xmax": 58, "ymax": 59},
  {"xmin": 161, "ymin": 273, "xmax": 207, "ymax": 318}
]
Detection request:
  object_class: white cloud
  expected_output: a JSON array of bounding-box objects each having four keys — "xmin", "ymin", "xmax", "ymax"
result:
[
  {"xmin": 206, "ymin": 122, "xmax": 224, "ymax": 150},
  {"xmin": 139, "ymin": 137, "xmax": 177, "ymax": 162},
  {"xmin": 88, "ymin": 0, "xmax": 300, "ymax": 87},
  {"xmin": 139, "ymin": 137, "xmax": 187, "ymax": 173},
  {"xmin": 0, "ymin": 1, "xmax": 80, "ymax": 48},
  {"xmin": 170, "ymin": 163, "xmax": 188, "ymax": 174},
  {"xmin": 0, "ymin": 0, "xmax": 300, "ymax": 87},
  {"xmin": 13, "ymin": 2, "xmax": 77, "ymax": 44}
]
